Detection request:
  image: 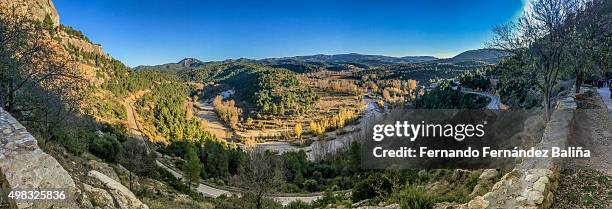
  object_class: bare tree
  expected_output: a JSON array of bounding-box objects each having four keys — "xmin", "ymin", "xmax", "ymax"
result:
[
  {"xmin": 236, "ymin": 150, "xmax": 284, "ymax": 209},
  {"xmin": 0, "ymin": 6, "xmax": 84, "ymax": 141},
  {"xmin": 488, "ymin": 0, "xmax": 578, "ymax": 118},
  {"xmin": 119, "ymin": 139, "xmax": 156, "ymax": 191},
  {"xmin": 1, "ymin": 7, "xmax": 81, "ymax": 112}
]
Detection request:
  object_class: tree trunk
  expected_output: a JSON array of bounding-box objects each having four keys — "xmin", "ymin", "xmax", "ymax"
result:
[
  {"xmin": 256, "ymin": 193, "xmax": 262, "ymax": 209},
  {"xmin": 544, "ymin": 90, "xmax": 551, "ymax": 121},
  {"xmin": 6, "ymin": 82, "xmax": 15, "ymax": 113},
  {"xmin": 575, "ymin": 70, "xmax": 582, "ymax": 93},
  {"xmin": 129, "ymin": 171, "xmax": 133, "ymax": 190}
]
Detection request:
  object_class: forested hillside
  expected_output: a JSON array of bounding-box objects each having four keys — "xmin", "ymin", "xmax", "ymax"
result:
[{"xmin": 180, "ymin": 62, "xmax": 319, "ymax": 117}]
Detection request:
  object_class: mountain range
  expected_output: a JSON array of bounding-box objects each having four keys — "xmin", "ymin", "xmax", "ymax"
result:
[{"xmin": 134, "ymin": 48, "xmax": 511, "ymax": 72}]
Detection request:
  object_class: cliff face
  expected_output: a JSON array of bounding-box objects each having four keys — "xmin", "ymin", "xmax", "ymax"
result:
[
  {"xmin": 1, "ymin": 0, "xmax": 114, "ymax": 88},
  {"xmin": 0, "ymin": 0, "xmax": 59, "ymax": 25}
]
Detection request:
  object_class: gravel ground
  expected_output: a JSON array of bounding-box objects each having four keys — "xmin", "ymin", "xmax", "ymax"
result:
[
  {"xmin": 552, "ymin": 89, "xmax": 612, "ymax": 209},
  {"xmin": 551, "ymin": 169, "xmax": 612, "ymax": 209}
]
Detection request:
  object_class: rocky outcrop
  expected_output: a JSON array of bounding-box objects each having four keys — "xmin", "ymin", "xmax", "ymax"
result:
[
  {"xmin": 83, "ymin": 183, "xmax": 115, "ymax": 209},
  {"xmin": 1, "ymin": 110, "xmax": 149, "ymax": 209},
  {"xmin": 60, "ymin": 31, "xmax": 105, "ymax": 55},
  {"xmin": 0, "ymin": 0, "xmax": 59, "ymax": 25},
  {"xmin": 1, "ymin": 0, "xmax": 110, "ymax": 87},
  {"xmin": 88, "ymin": 171, "xmax": 149, "ymax": 209},
  {"xmin": 0, "ymin": 110, "xmax": 81, "ymax": 209},
  {"xmin": 88, "ymin": 160, "xmax": 121, "ymax": 183}
]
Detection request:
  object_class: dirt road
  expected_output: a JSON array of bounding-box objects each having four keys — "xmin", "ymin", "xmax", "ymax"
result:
[
  {"xmin": 553, "ymin": 88, "xmax": 612, "ymax": 208},
  {"xmin": 569, "ymin": 89, "xmax": 612, "ymax": 175}
]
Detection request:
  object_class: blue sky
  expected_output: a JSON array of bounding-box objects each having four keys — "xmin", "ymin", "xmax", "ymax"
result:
[{"xmin": 54, "ymin": 0, "xmax": 525, "ymax": 67}]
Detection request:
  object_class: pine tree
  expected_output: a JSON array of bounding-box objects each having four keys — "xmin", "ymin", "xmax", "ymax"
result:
[
  {"xmin": 349, "ymin": 141, "xmax": 361, "ymax": 173},
  {"xmin": 42, "ymin": 14, "xmax": 54, "ymax": 30},
  {"xmin": 182, "ymin": 145, "xmax": 201, "ymax": 189}
]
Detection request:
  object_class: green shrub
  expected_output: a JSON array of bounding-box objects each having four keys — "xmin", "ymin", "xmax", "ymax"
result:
[
  {"xmin": 283, "ymin": 183, "xmax": 302, "ymax": 193},
  {"xmin": 303, "ymin": 179, "xmax": 319, "ymax": 192},
  {"xmin": 206, "ymin": 178, "xmax": 226, "ymax": 186},
  {"xmin": 213, "ymin": 194, "xmax": 283, "ymax": 209},
  {"xmin": 351, "ymin": 173, "xmax": 393, "ymax": 202},
  {"xmin": 464, "ymin": 172, "xmax": 480, "ymax": 192},
  {"xmin": 58, "ymin": 131, "xmax": 90, "ymax": 156},
  {"xmin": 89, "ymin": 135, "xmax": 122, "ymax": 162},
  {"xmin": 284, "ymin": 201, "xmax": 313, "ymax": 209},
  {"xmin": 398, "ymin": 185, "xmax": 435, "ymax": 209}
]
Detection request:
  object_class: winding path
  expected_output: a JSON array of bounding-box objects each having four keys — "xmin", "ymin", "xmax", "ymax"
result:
[{"xmin": 461, "ymin": 90, "xmax": 500, "ymax": 110}]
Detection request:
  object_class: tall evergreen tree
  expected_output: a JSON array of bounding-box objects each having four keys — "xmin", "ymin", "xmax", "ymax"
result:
[{"xmin": 182, "ymin": 145, "xmax": 201, "ymax": 189}]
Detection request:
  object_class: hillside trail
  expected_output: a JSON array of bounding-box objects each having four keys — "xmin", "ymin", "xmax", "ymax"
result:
[
  {"xmin": 123, "ymin": 90, "xmax": 149, "ymax": 137},
  {"xmin": 567, "ymin": 88, "xmax": 612, "ymax": 175},
  {"xmin": 123, "ymin": 90, "xmax": 151, "ymax": 152}
]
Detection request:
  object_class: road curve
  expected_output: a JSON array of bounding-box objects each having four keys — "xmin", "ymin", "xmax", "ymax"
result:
[
  {"xmin": 461, "ymin": 90, "xmax": 500, "ymax": 110},
  {"xmin": 155, "ymin": 160, "xmax": 323, "ymax": 205}
]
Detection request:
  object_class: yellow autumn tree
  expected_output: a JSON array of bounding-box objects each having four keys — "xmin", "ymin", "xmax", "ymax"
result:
[{"xmin": 294, "ymin": 123, "xmax": 303, "ymax": 142}]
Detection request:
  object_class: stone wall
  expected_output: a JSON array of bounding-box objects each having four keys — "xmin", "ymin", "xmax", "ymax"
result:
[
  {"xmin": 0, "ymin": 110, "xmax": 80, "ymax": 209},
  {"xmin": 436, "ymin": 94, "xmax": 577, "ymax": 209}
]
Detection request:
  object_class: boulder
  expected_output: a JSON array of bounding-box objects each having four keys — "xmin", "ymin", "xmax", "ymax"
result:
[
  {"xmin": 527, "ymin": 190, "xmax": 544, "ymax": 205},
  {"xmin": 468, "ymin": 184, "xmax": 489, "ymax": 198},
  {"xmin": 83, "ymin": 183, "xmax": 115, "ymax": 209},
  {"xmin": 88, "ymin": 160, "xmax": 120, "ymax": 182},
  {"xmin": 467, "ymin": 196, "xmax": 489, "ymax": 209},
  {"xmin": 532, "ymin": 176, "xmax": 548, "ymax": 192},
  {"xmin": 88, "ymin": 170, "xmax": 149, "ymax": 209},
  {"xmin": 478, "ymin": 169, "xmax": 498, "ymax": 182}
]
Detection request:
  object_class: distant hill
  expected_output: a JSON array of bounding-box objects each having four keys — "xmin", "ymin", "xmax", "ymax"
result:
[
  {"xmin": 263, "ymin": 53, "xmax": 438, "ymax": 66},
  {"xmin": 134, "ymin": 58, "xmax": 207, "ymax": 71},
  {"xmin": 134, "ymin": 49, "xmax": 511, "ymax": 72},
  {"xmin": 448, "ymin": 49, "xmax": 511, "ymax": 64}
]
